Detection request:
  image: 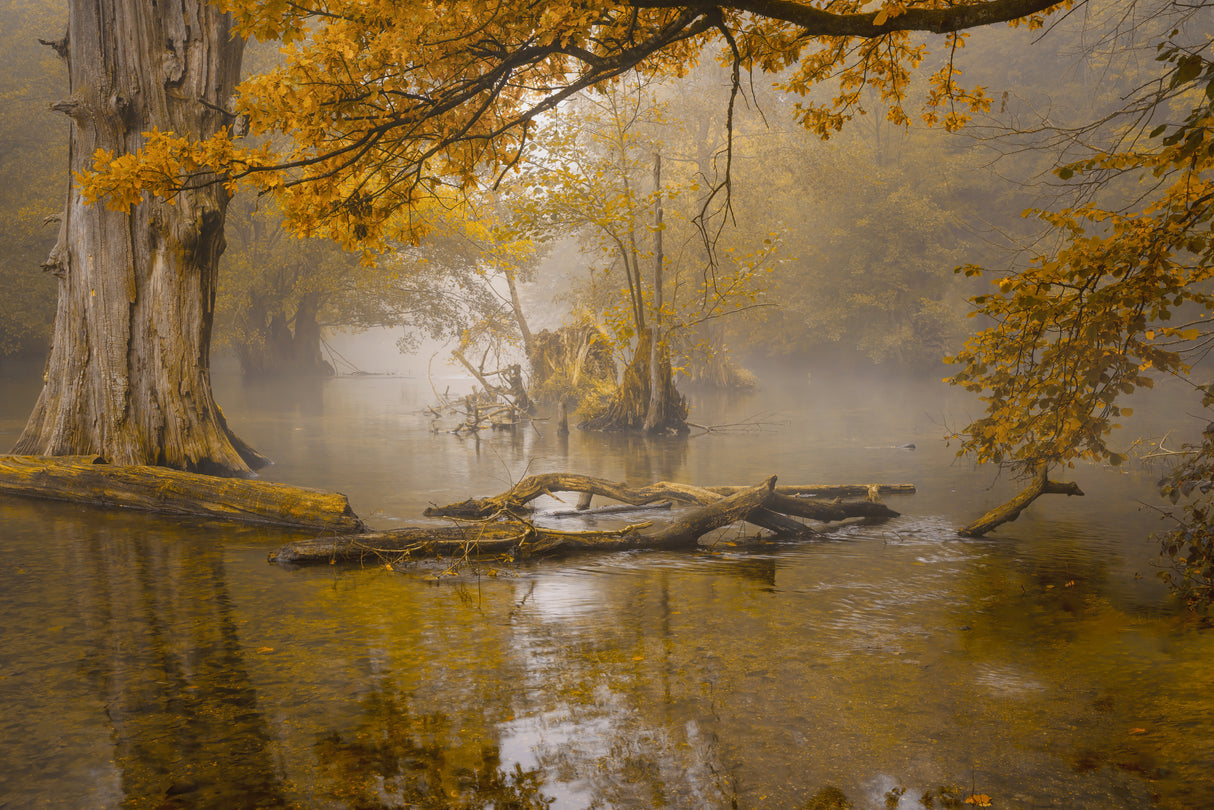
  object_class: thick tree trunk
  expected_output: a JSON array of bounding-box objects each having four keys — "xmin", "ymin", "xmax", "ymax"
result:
[
  {"xmin": 581, "ymin": 329, "xmax": 688, "ymax": 432},
  {"xmin": 13, "ymin": 0, "xmax": 262, "ymax": 475},
  {"xmin": 291, "ymin": 291, "xmax": 332, "ymax": 376}
]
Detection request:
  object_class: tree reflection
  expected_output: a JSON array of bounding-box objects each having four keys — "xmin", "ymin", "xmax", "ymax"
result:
[
  {"xmin": 314, "ymin": 680, "xmax": 552, "ymax": 809},
  {"xmin": 69, "ymin": 515, "xmax": 289, "ymax": 809}
]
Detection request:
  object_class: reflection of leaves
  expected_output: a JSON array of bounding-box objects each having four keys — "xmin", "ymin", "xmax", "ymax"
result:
[
  {"xmin": 964, "ymin": 794, "xmax": 993, "ymax": 806},
  {"xmin": 315, "ymin": 682, "xmax": 553, "ymax": 809}
]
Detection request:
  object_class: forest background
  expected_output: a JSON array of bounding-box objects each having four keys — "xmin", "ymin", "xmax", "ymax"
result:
[
  {"xmin": 2, "ymin": 0, "xmax": 1213, "ymax": 606},
  {"xmin": 1, "ymin": 0, "xmax": 1114, "ymax": 373}
]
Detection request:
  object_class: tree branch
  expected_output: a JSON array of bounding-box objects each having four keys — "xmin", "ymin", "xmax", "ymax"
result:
[{"xmin": 629, "ymin": 0, "xmax": 1067, "ymax": 37}]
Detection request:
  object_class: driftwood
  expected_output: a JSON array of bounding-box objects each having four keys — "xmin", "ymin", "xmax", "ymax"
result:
[
  {"xmin": 542, "ymin": 501, "xmax": 672, "ymax": 518},
  {"xmin": 271, "ymin": 472, "xmax": 912, "ymax": 566},
  {"xmin": 960, "ymin": 468, "xmax": 1084, "ymax": 537},
  {"xmin": 708, "ymin": 484, "xmax": 916, "ymax": 499},
  {"xmin": 271, "ymin": 477, "xmax": 782, "ymax": 565},
  {"xmin": 424, "ymin": 473, "xmax": 907, "ymax": 522},
  {"xmin": 0, "ymin": 455, "xmax": 366, "ymax": 533}
]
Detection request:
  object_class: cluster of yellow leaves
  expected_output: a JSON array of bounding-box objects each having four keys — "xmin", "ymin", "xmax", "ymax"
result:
[
  {"xmin": 921, "ymin": 35, "xmax": 992, "ymax": 131},
  {"xmin": 81, "ymin": 128, "xmax": 256, "ymax": 209},
  {"xmin": 80, "ymin": 0, "xmax": 1063, "ymax": 247},
  {"xmin": 946, "ymin": 43, "xmax": 1214, "ymax": 473}
]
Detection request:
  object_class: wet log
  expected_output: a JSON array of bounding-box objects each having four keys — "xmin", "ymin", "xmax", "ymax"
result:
[
  {"xmin": 271, "ymin": 477, "xmax": 779, "ymax": 564},
  {"xmin": 0, "ymin": 455, "xmax": 366, "ymax": 533},
  {"xmin": 424, "ymin": 473, "xmax": 715, "ymax": 519},
  {"xmin": 542, "ymin": 501, "xmax": 672, "ymax": 518},
  {"xmin": 959, "ymin": 468, "xmax": 1084, "ymax": 537},
  {"xmin": 424, "ymin": 473, "xmax": 901, "ymax": 530},
  {"xmin": 768, "ymin": 493, "xmax": 899, "ymax": 522},
  {"xmin": 708, "ymin": 484, "xmax": 916, "ymax": 498}
]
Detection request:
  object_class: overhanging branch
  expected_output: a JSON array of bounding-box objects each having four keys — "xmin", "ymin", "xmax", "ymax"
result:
[{"xmin": 629, "ymin": 0, "xmax": 1068, "ymax": 37}]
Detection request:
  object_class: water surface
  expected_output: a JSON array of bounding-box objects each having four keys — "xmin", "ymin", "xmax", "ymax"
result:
[{"xmin": 1, "ymin": 367, "xmax": 1210, "ymax": 809}]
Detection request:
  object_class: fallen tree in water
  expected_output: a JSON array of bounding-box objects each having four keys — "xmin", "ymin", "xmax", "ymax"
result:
[
  {"xmin": 0, "ymin": 455, "xmax": 912, "ymax": 565},
  {"xmin": 960, "ymin": 467, "xmax": 1084, "ymax": 537},
  {"xmin": 0, "ymin": 455, "xmax": 366, "ymax": 533},
  {"xmin": 270, "ymin": 474, "xmax": 912, "ymax": 566}
]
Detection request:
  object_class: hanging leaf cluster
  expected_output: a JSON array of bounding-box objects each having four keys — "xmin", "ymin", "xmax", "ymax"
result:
[
  {"xmin": 946, "ymin": 41, "xmax": 1214, "ymax": 475},
  {"xmin": 78, "ymin": 0, "xmax": 1064, "ymax": 247}
]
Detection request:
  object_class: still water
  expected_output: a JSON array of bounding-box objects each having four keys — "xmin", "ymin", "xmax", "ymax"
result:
[{"xmin": 1, "ymin": 366, "xmax": 1212, "ymax": 809}]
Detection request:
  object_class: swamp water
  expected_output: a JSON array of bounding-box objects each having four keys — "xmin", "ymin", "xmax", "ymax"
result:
[{"xmin": 1, "ymin": 367, "xmax": 1212, "ymax": 809}]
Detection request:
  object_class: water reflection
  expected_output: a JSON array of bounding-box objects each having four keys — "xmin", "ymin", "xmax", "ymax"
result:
[
  {"xmin": 3, "ymin": 370, "xmax": 1213, "ymax": 809},
  {"xmin": 315, "ymin": 681, "xmax": 552, "ymax": 808},
  {"xmin": 0, "ymin": 500, "xmax": 291, "ymax": 809}
]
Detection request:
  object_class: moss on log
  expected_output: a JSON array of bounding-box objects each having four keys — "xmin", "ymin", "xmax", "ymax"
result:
[{"xmin": 0, "ymin": 455, "xmax": 366, "ymax": 533}]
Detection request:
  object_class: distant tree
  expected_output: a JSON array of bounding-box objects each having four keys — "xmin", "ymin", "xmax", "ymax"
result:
[
  {"xmin": 724, "ymin": 120, "xmax": 975, "ymax": 367},
  {"xmin": 504, "ymin": 79, "xmax": 778, "ymax": 429},
  {"xmin": 217, "ymin": 196, "xmax": 508, "ymax": 377}
]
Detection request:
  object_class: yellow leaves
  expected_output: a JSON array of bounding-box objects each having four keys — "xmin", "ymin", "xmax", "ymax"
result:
[
  {"xmin": 964, "ymin": 795, "xmax": 992, "ymax": 807},
  {"xmin": 872, "ymin": 2, "xmax": 907, "ymax": 27}
]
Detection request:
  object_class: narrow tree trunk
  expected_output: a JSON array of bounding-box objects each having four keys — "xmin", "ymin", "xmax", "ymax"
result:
[
  {"xmin": 960, "ymin": 467, "xmax": 1084, "ymax": 537},
  {"xmin": 644, "ymin": 152, "xmax": 666, "ymax": 433},
  {"xmin": 503, "ymin": 264, "xmax": 534, "ymax": 360},
  {"xmin": 13, "ymin": 0, "xmax": 262, "ymax": 475},
  {"xmin": 291, "ymin": 291, "xmax": 332, "ymax": 375},
  {"xmin": 644, "ymin": 326, "xmax": 668, "ymax": 432}
]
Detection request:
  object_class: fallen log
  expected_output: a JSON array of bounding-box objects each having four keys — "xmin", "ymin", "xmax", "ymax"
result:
[
  {"xmin": 960, "ymin": 468, "xmax": 1084, "ymax": 537},
  {"xmin": 708, "ymin": 484, "xmax": 916, "ymax": 498},
  {"xmin": 541, "ymin": 501, "xmax": 673, "ymax": 518},
  {"xmin": 768, "ymin": 493, "xmax": 899, "ymax": 522},
  {"xmin": 0, "ymin": 455, "xmax": 366, "ymax": 533},
  {"xmin": 271, "ymin": 477, "xmax": 780, "ymax": 565},
  {"xmin": 423, "ymin": 473, "xmax": 712, "ymax": 519},
  {"xmin": 423, "ymin": 473, "xmax": 904, "ymax": 528}
]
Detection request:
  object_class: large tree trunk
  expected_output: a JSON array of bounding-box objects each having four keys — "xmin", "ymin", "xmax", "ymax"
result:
[{"xmin": 12, "ymin": 0, "xmax": 263, "ymax": 475}]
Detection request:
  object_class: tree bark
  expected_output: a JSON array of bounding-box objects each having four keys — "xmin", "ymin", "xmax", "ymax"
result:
[
  {"xmin": 291, "ymin": 291, "xmax": 332, "ymax": 375},
  {"xmin": 960, "ymin": 468, "xmax": 1084, "ymax": 537},
  {"xmin": 0, "ymin": 455, "xmax": 364, "ymax": 532},
  {"xmin": 12, "ymin": 0, "xmax": 261, "ymax": 475}
]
